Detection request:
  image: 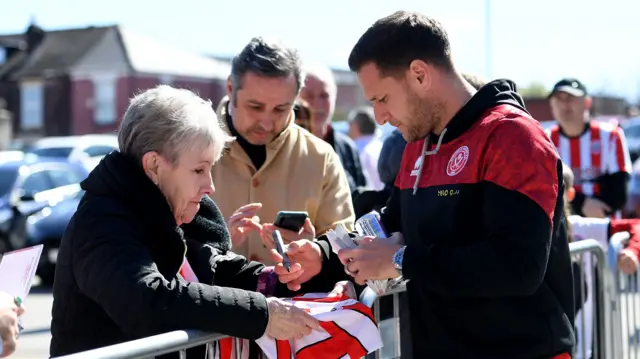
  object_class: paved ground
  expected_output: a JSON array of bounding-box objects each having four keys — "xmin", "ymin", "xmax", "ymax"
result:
[{"xmin": 14, "ymin": 281, "xmax": 52, "ymax": 359}]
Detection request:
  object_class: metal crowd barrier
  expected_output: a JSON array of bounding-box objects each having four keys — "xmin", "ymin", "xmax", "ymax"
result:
[
  {"xmin": 51, "ymin": 331, "xmax": 226, "ymax": 359},
  {"xmin": 50, "ymin": 238, "xmax": 618, "ymax": 359},
  {"xmin": 609, "ymin": 231, "xmax": 640, "ymax": 359}
]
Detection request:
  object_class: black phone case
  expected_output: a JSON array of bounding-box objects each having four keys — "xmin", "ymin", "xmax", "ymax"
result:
[{"xmin": 274, "ymin": 212, "xmax": 308, "ymax": 232}]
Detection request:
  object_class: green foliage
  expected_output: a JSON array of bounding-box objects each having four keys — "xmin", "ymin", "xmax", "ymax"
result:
[{"xmin": 519, "ymin": 82, "xmax": 549, "ymax": 98}]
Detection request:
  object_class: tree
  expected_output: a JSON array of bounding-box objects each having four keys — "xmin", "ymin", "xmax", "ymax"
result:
[{"xmin": 518, "ymin": 82, "xmax": 549, "ymax": 98}]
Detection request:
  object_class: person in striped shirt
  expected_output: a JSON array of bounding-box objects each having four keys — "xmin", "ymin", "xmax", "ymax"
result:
[{"xmin": 548, "ymin": 78, "xmax": 632, "ymax": 218}]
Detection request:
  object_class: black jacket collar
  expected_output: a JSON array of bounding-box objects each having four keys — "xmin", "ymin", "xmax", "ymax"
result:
[{"xmin": 81, "ymin": 152, "xmax": 231, "ymax": 276}]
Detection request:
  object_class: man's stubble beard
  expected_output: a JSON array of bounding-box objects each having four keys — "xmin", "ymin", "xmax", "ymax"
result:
[{"xmin": 405, "ymin": 90, "xmax": 444, "ymax": 142}]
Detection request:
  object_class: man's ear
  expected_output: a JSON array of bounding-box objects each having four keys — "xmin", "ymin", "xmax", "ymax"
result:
[
  {"xmin": 142, "ymin": 151, "xmax": 160, "ymax": 184},
  {"xmin": 226, "ymin": 76, "xmax": 233, "ymax": 98},
  {"xmin": 585, "ymin": 96, "xmax": 592, "ymax": 110},
  {"xmin": 567, "ymin": 187, "xmax": 576, "ymax": 202},
  {"xmin": 408, "ymin": 60, "xmax": 432, "ymax": 91}
]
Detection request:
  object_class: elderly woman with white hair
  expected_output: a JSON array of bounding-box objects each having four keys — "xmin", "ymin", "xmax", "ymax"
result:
[{"xmin": 48, "ymin": 85, "xmax": 346, "ymax": 358}]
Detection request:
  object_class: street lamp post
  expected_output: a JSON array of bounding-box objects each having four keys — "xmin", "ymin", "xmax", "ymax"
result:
[{"xmin": 485, "ymin": 0, "xmax": 492, "ymax": 81}]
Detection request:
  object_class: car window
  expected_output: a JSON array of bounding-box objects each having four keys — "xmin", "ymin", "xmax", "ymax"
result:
[
  {"xmin": 21, "ymin": 171, "xmax": 53, "ymax": 195},
  {"xmin": 83, "ymin": 145, "xmax": 115, "ymax": 157},
  {"xmin": 29, "ymin": 147, "xmax": 74, "ymax": 158},
  {"xmin": 0, "ymin": 168, "xmax": 18, "ymax": 196},
  {"xmin": 47, "ymin": 168, "xmax": 82, "ymax": 188},
  {"xmin": 624, "ymin": 125, "xmax": 640, "ymax": 138}
]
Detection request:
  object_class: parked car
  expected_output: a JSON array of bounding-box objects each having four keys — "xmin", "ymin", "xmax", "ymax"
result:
[
  {"xmin": 0, "ymin": 157, "xmax": 87, "ymax": 254},
  {"xmin": 26, "ymin": 190, "xmax": 84, "ymax": 285},
  {"xmin": 622, "ymin": 117, "xmax": 640, "ymax": 162},
  {"xmin": 25, "ymin": 134, "xmax": 118, "ymax": 171},
  {"xmin": 0, "ymin": 151, "xmax": 29, "ymax": 164}
]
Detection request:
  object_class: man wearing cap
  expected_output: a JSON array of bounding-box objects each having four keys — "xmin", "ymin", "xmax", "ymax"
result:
[{"xmin": 548, "ymin": 78, "xmax": 631, "ymax": 218}]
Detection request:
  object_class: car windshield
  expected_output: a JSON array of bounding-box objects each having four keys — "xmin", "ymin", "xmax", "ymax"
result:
[
  {"xmin": 28, "ymin": 147, "xmax": 74, "ymax": 158},
  {"xmin": 0, "ymin": 168, "xmax": 18, "ymax": 197}
]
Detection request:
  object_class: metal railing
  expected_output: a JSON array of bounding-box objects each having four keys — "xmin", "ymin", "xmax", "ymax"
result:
[
  {"xmin": 52, "ymin": 331, "xmax": 226, "ymax": 359},
  {"xmin": 572, "ymin": 238, "xmax": 614, "ymax": 359},
  {"xmin": 51, "ymin": 238, "xmax": 618, "ymax": 359},
  {"xmin": 609, "ymin": 231, "xmax": 640, "ymax": 359}
]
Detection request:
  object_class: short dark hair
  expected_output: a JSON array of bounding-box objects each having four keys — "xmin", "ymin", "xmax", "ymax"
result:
[
  {"xmin": 230, "ymin": 37, "xmax": 303, "ymax": 103},
  {"xmin": 349, "ymin": 107, "xmax": 376, "ymax": 135},
  {"xmin": 348, "ymin": 11, "xmax": 454, "ymax": 77},
  {"xmin": 293, "ymin": 100, "xmax": 313, "ymax": 132}
]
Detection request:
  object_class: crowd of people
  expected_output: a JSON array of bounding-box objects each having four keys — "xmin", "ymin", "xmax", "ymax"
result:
[{"xmin": 2, "ymin": 9, "xmax": 640, "ymax": 359}]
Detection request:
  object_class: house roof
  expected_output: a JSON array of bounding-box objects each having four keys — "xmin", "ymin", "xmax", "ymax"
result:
[
  {"xmin": 118, "ymin": 26, "xmax": 230, "ymax": 79},
  {"xmin": 0, "ymin": 25, "xmax": 230, "ymax": 81},
  {"xmin": 0, "ymin": 26, "xmax": 112, "ymax": 80}
]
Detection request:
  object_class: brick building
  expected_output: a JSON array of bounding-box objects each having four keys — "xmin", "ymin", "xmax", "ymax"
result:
[{"xmin": 0, "ymin": 24, "xmax": 229, "ymax": 139}]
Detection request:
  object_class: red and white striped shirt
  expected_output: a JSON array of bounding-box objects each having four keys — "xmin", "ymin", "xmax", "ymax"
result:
[
  {"xmin": 548, "ymin": 121, "xmax": 631, "ymax": 197},
  {"xmin": 254, "ymin": 293, "xmax": 382, "ymax": 359},
  {"xmin": 180, "ymin": 260, "xmax": 382, "ymax": 359}
]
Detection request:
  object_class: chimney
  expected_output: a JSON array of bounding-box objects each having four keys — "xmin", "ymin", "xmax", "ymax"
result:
[{"xmin": 25, "ymin": 24, "xmax": 45, "ymax": 53}]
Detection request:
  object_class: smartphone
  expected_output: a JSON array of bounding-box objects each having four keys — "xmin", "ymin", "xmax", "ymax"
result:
[{"xmin": 274, "ymin": 211, "xmax": 309, "ymax": 232}]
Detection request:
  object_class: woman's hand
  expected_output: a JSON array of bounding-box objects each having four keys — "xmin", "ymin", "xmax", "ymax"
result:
[
  {"xmin": 0, "ymin": 293, "xmax": 24, "ymax": 358},
  {"xmin": 270, "ymin": 239, "xmax": 323, "ymax": 291},
  {"xmin": 265, "ymin": 297, "xmax": 320, "ymax": 340},
  {"xmin": 226, "ymin": 203, "xmax": 263, "ymax": 247}
]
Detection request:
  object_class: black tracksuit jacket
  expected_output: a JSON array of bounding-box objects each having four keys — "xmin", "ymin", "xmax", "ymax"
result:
[{"xmin": 315, "ymin": 79, "xmax": 576, "ymax": 358}]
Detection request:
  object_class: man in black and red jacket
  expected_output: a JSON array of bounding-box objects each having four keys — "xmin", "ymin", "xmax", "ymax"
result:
[{"xmin": 273, "ymin": 11, "xmax": 575, "ymax": 359}]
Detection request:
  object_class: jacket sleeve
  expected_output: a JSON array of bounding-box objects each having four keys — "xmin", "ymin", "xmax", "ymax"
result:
[
  {"xmin": 377, "ymin": 131, "xmax": 406, "ymax": 187},
  {"xmin": 402, "ymin": 117, "xmax": 560, "ymax": 297},
  {"xmin": 314, "ymin": 149, "xmax": 356, "ymax": 234},
  {"xmin": 598, "ymin": 171, "xmax": 630, "ymax": 213},
  {"xmin": 72, "ymin": 208, "xmax": 269, "ymax": 340},
  {"xmin": 572, "ymin": 171, "xmax": 630, "ymax": 216},
  {"xmin": 599, "ymin": 126, "xmax": 632, "ymax": 212},
  {"xmin": 609, "ymin": 219, "xmax": 640, "ymax": 259}
]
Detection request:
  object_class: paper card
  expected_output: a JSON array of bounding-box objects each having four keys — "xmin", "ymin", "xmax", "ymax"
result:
[{"xmin": 0, "ymin": 245, "xmax": 43, "ymax": 303}]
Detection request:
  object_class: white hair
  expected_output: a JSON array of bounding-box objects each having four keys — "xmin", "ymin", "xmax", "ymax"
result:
[
  {"xmin": 118, "ymin": 85, "xmax": 234, "ymax": 165},
  {"xmin": 303, "ymin": 63, "xmax": 337, "ymax": 98}
]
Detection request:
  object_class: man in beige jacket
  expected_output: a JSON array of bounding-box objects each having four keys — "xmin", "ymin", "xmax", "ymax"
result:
[{"xmin": 211, "ymin": 37, "xmax": 355, "ymax": 264}]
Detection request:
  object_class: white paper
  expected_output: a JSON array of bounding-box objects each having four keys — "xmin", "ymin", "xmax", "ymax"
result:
[
  {"xmin": 327, "ymin": 225, "xmax": 389, "ymax": 295},
  {"xmin": 0, "ymin": 245, "xmax": 43, "ymax": 302}
]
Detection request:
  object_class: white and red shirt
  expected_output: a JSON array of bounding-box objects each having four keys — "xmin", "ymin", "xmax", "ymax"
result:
[
  {"xmin": 179, "ymin": 260, "xmax": 382, "ymax": 359},
  {"xmin": 548, "ymin": 121, "xmax": 631, "ymax": 197},
  {"xmin": 254, "ymin": 293, "xmax": 382, "ymax": 359}
]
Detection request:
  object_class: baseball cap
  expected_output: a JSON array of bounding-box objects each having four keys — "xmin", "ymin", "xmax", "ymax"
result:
[{"xmin": 549, "ymin": 78, "xmax": 588, "ymax": 98}]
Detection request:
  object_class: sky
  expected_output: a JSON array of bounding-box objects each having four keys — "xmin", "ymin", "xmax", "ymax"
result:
[{"xmin": 1, "ymin": 0, "xmax": 639, "ymax": 100}]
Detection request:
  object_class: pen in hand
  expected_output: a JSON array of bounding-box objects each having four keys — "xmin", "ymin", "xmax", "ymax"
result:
[{"xmin": 272, "ymin": 230, "xmax": 291, "ymax": 272}]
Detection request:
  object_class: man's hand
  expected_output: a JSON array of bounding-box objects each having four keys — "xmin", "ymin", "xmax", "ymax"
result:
[
  {"xmin": 387, "ymin": 232, "xmax": 405, "ymax": 245},
  {"xmin": 270, "ymin": 239, "xmax": 323, "ymax": 291},
  {"xmin": 261, "ymin": 218, "xmax": 316, "ymax": 249},
  {"xmin": 619, "ymin": 249, "xmax": 640, "ymax": 275},
  {"xmin": 329, "ymin": 280, "xmax": 357, "ymax": 299},
  {"xmin": 338, "ymin": 238, "xmax": 402, "ymax": 285},
  {"xmin": 582, "ymin": 197, "xmax": 611, "ymax": 218},
  {"xmin": 227, "ymin": 203, "xmax": 263, "ymax": 247}
]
